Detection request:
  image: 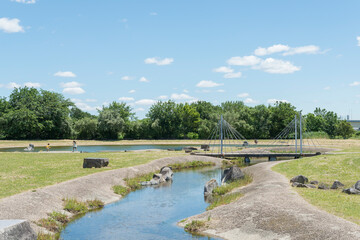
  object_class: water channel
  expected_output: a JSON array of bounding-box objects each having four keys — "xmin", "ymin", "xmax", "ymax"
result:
[{"xmin": 60, "ymin": 167, "xmax": 222, "ymax": 240}]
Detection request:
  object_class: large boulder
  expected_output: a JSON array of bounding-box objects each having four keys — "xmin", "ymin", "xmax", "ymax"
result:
[
  {"xmin": 318, "ymin": 183, "xmax": 330, "ymax": 190},
  {"xmin": 160, "ymin": 167, "xmax": 173, "ymax": 181},
  {"xmin": 204, "ymin": 179, "xmax": 218, "ymax": 196},
  {"xmin": 0, "ymin": 220, "xmax": 36, "ymax": 240},
  {"xmin": 330, "ymin": 180, "xmax": 345, "ymax": 189},
  {"xmin": 83, "ymin": 158, "xmax": 109, "ymax": 168},
  {"xmin": 342, "ymin": 188, "xmax": 360, "ymax": 195},
  {"xmin": 221, "ymin": 166, "xmax": 245, "ymax": 184},
  {"xmin": 354, "ymin": 180, "xmax": 360, "ymax": 191},
  {"xmin": 290, "ymin": 175, "xmax": 308, "ymax": 184}
]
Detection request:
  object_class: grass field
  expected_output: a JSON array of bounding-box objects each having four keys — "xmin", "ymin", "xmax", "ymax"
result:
[
  {"xmin": 273, "ymin": 153, "xmax": 360, "ymax": 225},
  {"xmin": 0, "ymin": 151, "xmax": 186, "ymax": 199}
]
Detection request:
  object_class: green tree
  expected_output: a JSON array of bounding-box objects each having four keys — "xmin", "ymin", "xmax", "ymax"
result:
[
  {"xmin": 178, "ymin": 103, "xmax": 200, "ymax": 138},
  {"xmin": 336, "ymin": 120, "xmax": 355, "ymax": 139},
  {"xmin": 74, "ymin": 117, "xmax": 98, "ymax": 139},
  {"xmin": 268, "ymin": 102, "xmax": 297, "ymax": 138}
]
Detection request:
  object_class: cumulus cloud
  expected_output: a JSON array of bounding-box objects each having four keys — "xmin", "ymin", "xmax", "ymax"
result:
[
  {"xmin": 145, "ymin": 57, "xmax": 174, "ymax": 66},
  {"xmin": 139, "ymin": 77, "xmax": 149, "ymax": 82},
  {"xmin": 224, "ymin": 72, "xmax": 242, "ymax": 79},
  {"xmin": 135, "ymin": 108, "xmax": 145, "ymax": 111},
  {"xmin": 0, "ymin": 17, "xmax": 24, "ymax": 33},
  {"xmin": 121, "ymin": 76, "xmax": 133, "ymax": 81},
  {"xmin": 129, "ymin": 89, "xmax": 136, "ymax": 93},
  {"xmin": 54, "ymin": 71, "xmax": 76, "ymax": 78},
  {"xmin": 213, "ymin": 66, "xmax": 233, "ymax": 73},
  {"xmin": 350, "ymin": 81, "xmax": 360, "ymax": 87},
  {"xmin": 267, "ymin": 99, "xmax": 289, "ymax": 104},
  {"xmin": 227, "ymin": 55, "xmax": 262, "ymax": 66},
  {"xmin": 24, "ymin": 82, "xmax": 41, "ymax": 88},
  {"xmin": 170, "ymin": 93, "xmax": 196, "ymax": 100},
  {"xmin": 217, "ymin": 89, "xmax": 225, "ymax": 93},
  {"xmin": 283, "ymin": 45, "xmax": 320, "ymax": 56},
  {"xmin": 71, "ymin": 99, "xmax": 99, "ymax": 112},
  {"xmin": 60, "ymin": 81, "xmax": 82, "ymax": 88},
  {"xmin": 254, "ymin": 58, "xmax": 300, "ymax": 74},
  {"xmin": 6, "ymin": 82, "xmax": 21, "ymax": 89},
  {"xmin": 254, "ymin": 44, "xmax": 290, "ymax": 56},
  {"xmin": 12, "ymin": 0, "xmax": 36, "ymax": 3},
  {"xmin": 135, "ymin": 99, "xmax": 157, "ymax": 105},
  {"xmin": 196, "ymin": 80, "xmax": 223, "ymax": 88},
  {"xmin": 119, "ymin": 97, "xmax": 135, "ymax": 101},
  {"xmin": 357, "ymin": 36, "xmax": 360, "ymax": 46},
  {"xmin": 63, "ymin": 87, "xmax": 85, "ymax": 95},
  {"xmin": 244, "ymin": 98, "xmax": 257, "ymax": 104},
  {"xmin": 158, "ymin": 95, "xmax": 168, "ymax": 100},
  {"xmin": 237, "ymin": 93, "xmax": 249, "ymax": 98}
]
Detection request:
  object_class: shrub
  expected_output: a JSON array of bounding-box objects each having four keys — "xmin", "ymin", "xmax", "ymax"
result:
[
  {"xmin": 37, "ymin": 217, "xmax": 62, "ymax": 232},
  {"xmin": 48, "ymin": 211, "xmax": 69, "ymax": 224},
  {"xmin": 63, "ymin": 198, "xmax": 88, "ymax": 214},
  {"xmin": 184, "ymin": 220, "xmax": 205, "ymax": 233},
  {"xmin": 86, "ymin": 199, "xmax": 105, "ymax": 209},
  {"xmin": 113, "ymin": 185, "xmax": 130, "ymax": 196}
]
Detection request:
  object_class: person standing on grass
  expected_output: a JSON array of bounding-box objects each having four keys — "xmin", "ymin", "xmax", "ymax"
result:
[
  {"xmin": 46, "ymin": 143, "xmax": 51, "ymax": 152},
  {"xmin": 73, "ymin": 141, "xmax": 77, "ymax": 152}
]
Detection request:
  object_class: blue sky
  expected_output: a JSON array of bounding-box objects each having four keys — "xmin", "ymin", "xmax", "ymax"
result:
[{"xmin": 1, "ymin": 0, "xmax": 360, "ymax": 119}]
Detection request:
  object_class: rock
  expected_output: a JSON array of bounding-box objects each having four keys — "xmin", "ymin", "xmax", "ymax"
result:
[
  {"xmin": 149, "ymin": 179, "xmax": 160, "ymax": 185},
  {"xmin": 292, "ymin": 182, "xmax": 306, "ymax": 188},
  {"xmin": 160, "ymin": 167, "xmax": 173, "ymax": 181},
  {"xmin": 83, "ymin": 158, "xmax": 109, "ymax": 168},
  {"xmin": 354, "ymin": 180, "xmax": 360, "ymax": 191},
  {"xmin": 204, "ymin": 179, "xmax": 218, "ymax": 196},
  {"xmin": 318, "ymin": 183, "xmax": 329, "ymax": 190},
  {"xmin": 305, "ymin": 184, "xmax": 317, "ymax": 189},
  {"xmin": 153, "ymin": 173, "xmax": 166, "ymax": 183},
  {"xmin": 221, "ymin": 166, "xmax": 245, "ymax": 184},
  {"xmin": 290, "ymin": 175, "xmax": 308, "ymax": 184},
  {"xmin": 310, "ymin": 180, "xmax": 319, "ymax": 185},
  {"xmin": 140, "ymin": 181, "xmax": 151, "ymax": 186},
  {"xmin": 330, "ymin": 180, "xmax": 345, "ymax": 189},
  {"xmin": 342, "ymin": 188, "xmax": 360, "ymax": 195},
  {"xmin": 0, "ymin": 220, "xmax": 36, "ymax": 240}
]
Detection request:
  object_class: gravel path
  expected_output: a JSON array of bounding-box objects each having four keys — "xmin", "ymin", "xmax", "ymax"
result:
[
  {"xmin": 0, "ymin": 155, "xmax": 221, "ymax": 234},
  {"xmin": 182, "ymin": 161, "xmax": 360, "ymax": 240}
]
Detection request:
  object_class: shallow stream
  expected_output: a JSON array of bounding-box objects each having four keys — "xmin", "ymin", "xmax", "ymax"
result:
[{"xmin": 60, "ymin": 167, "xmax": 222, "ymax": 240}]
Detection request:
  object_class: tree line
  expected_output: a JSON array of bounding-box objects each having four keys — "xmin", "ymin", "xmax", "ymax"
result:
[{"xmin": 0, "ymin": 87, "xmax": 355, "ymax": 140}]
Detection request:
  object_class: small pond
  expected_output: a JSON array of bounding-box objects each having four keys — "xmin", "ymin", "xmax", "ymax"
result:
[{"xmin": 60, "ymin": 167, "xmax": 222, "ymax": 240}]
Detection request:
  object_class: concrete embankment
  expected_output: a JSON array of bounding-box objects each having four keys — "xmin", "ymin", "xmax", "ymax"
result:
[
  {"xmin": 0, "ymin": 220, "xmax": 36, "ymax": 240},
  {"xmin": 0, "ymin": 155, "xmax": 222, "ymax": 234}
]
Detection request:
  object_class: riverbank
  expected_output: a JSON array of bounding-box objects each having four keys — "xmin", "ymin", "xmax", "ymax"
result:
[
  {"xmin": 0, "ymin": 155, "xmax": 222, "ymax": 235},
  {"xmin": 180, "ymin": 160, "xmax": 360, "ymax": 239}
]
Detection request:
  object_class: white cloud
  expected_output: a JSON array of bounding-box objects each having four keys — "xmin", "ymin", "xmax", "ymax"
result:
[
  {"xmin": 357, "ymin": 36, "xmax": 360, "ymax": 46},
  {"xmin": 74, "ymin": 102, "xmax": 99, "ymax": 112},
  {"xmin": 139, "ymin": 77, "xmax": 149, "ymax": 82},
  {"xmin": 224, "ymin": 72, "xmax": 242, "ymax": 79},
  {"xmin": 63, "ymin": 87, "xmax": 85, "ymax": 95},
  {"xmin": 6, "ymin": 82, "xmax": 21, "ymax": 89},
  {"xmin": 158, "ymin": 95, "xmax": 168, "ymax": 100},
  {"xmin": 144, "ymin": 57, "xmax": 174, "ymax": 66},
  {"xmin": 350, "ymin": 81, "xmax": 360, "ymax": 87},
  {"xmin": 119, "ymin": 97, "xmax": 135, "ymax": 101},
  {"xmin": 227, "ymin": 55, "xmax": 262, "ymax": 66},
  {"xmin": 24, "ymin": 82, "xmax": 41, "ymax": 88},
  {"xmin": 196, "ymin": 80, "xmax": 223, "ymax": 88},
  {"xmin": 237, "ymin": 93, "xmax": 249, "ymax": 98},
  {"xmin": 283, "ymin": 45, "xmax": 320, "ymax": 56},
  {"xmin": 244, "ymin": 98, "xmax": 257, "ymax": 104},
  {"xmin": 170, "ymin": 93, "xmax": 196, "ymax": 100},
  {"xmin": 254, "ymin": 44, "xmax": 290, "ymax": 56},
  {"xmin": 183, "ymin": 89, "xmax": 189, "ymax": 93},
  {"xmin": 267, "ymin": 99, "xmax": 289, "ymax": 104},
  {"xmin": 150, "ymin": 12, "xmax": 158, "ymax": 16},
  {"xmin": 324, "ymin": 86, "xmax": 331, "ymax": 90},
  {"xmin": 0, "ymin": 18, "xmax": 24, "ymax": 33},
  {"xmin": 255, "ymin": 58, "xmax": 300, "ymax": 74},
  {"xmin": 217, "ymin": 89, "xmax": 225, "ymax": 93},
  {"xmin": 213, "ymin": 66, "xmax": 233, "ymax": 73},
  {"xmin": 129, "ymin": 89, "xmax": 136, "ymax": 93},
  {"xmin": 54, "ymin": 71, "xmax": 76, "ymax": 78},
  {"xmin": 121, "ymin": 76, "xmax": 133, "ymax": 81},
  {"xmin": 11, "ymin": 0, "xmax": 36, "ymax": 3},
  {"xmin": 85, "ymin": 99, "xmax": 97, "ymax": 102},
  {"xmin": 60, "ymin": 81, "xmax": 82, "ymax": 88},
  {"xmin": 135, "ymin": 99, "xmax": 157, "ymax": 105}
]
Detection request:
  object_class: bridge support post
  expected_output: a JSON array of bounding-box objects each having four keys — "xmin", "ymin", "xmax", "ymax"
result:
[
  {"xmin": 268, "ymin": 156, "xmax": 277, "ymax": 161},
  {"xmin": 244, "ymin": 156, "xmax": 251, "ymax": 164}
]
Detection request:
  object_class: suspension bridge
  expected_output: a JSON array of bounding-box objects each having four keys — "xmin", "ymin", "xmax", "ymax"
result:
[{"xmin": 193, "ymin": 113, "xmax": 321, "ymax": 161}]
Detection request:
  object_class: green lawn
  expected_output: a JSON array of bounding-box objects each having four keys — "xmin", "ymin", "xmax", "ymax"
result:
[
  {"xmin": 273, "ymin": 153, "xmax": 360, "ymax": 225},
  {"xmin": 0, "ymin": 151, "xmax": 186, "ymax": 199}
]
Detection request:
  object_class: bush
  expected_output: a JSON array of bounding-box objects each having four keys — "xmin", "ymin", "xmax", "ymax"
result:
[
  {"xmin": 184, "ymin": 220, "xmax": 205, "ymax": 233},
  {"xmin": 48, "ymin": 211, "xmax": 69, "ymax": 224},
  {"xmin": 63, "ymin": 198, "xmax": 88, "ymax": 214},
  {"xmin": 37, "ymin": 217, "xmax": 62, "ymax": 232},
  {"xmin": 86, "ymin": 199, "xmax": 105, "ymax": 209},
  {"xmin": 186, "ymin": 132, "xmax": 199, "ymax": 139},
  {"xmin": 113, "ymin": 185, "xmax": 130, "ymax": 196}
]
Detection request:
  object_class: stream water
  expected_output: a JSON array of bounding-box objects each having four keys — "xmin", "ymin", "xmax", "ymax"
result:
[{"xmin": 60, "ymin": 167, "xmax": 222, "ymax": 240}]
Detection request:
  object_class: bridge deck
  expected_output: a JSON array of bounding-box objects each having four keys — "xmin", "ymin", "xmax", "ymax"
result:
[{"xmin": 192, "ymin": 152, "xmax": 320, "ymax": 158}]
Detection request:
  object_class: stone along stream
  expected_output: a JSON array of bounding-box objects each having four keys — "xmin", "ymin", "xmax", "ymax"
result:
[{"xmin": 60, "ymin": 167, "xmax": 222, "ymax": 240}]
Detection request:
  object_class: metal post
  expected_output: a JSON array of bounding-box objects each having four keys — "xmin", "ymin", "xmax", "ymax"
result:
[
  {"xmin": 295, "ymin": 114, "xmax": 297, "ymax": 153},
  {"xmin": 300, "ymin": 112, "xmax": 303, "ymax": 155},
  {"xmin": 220, "ymin": 115, "xmax": 223, "ymax": 156}
]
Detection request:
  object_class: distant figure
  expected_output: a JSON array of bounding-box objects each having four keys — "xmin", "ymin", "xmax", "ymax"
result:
[
  {"xmin": 24, "ymin": 144, "xmax": 34, "ymax": 151},
  {"xmin": 254, "ymin": 139, "xmax": 258, "ymax": 145},
  {"xmin": 46, "ymin": 143, "xmax": 51, "ymax": 152},
  {"xmin": 73, "ymin": 141, "xmax": 77, "ymax": 152}
]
